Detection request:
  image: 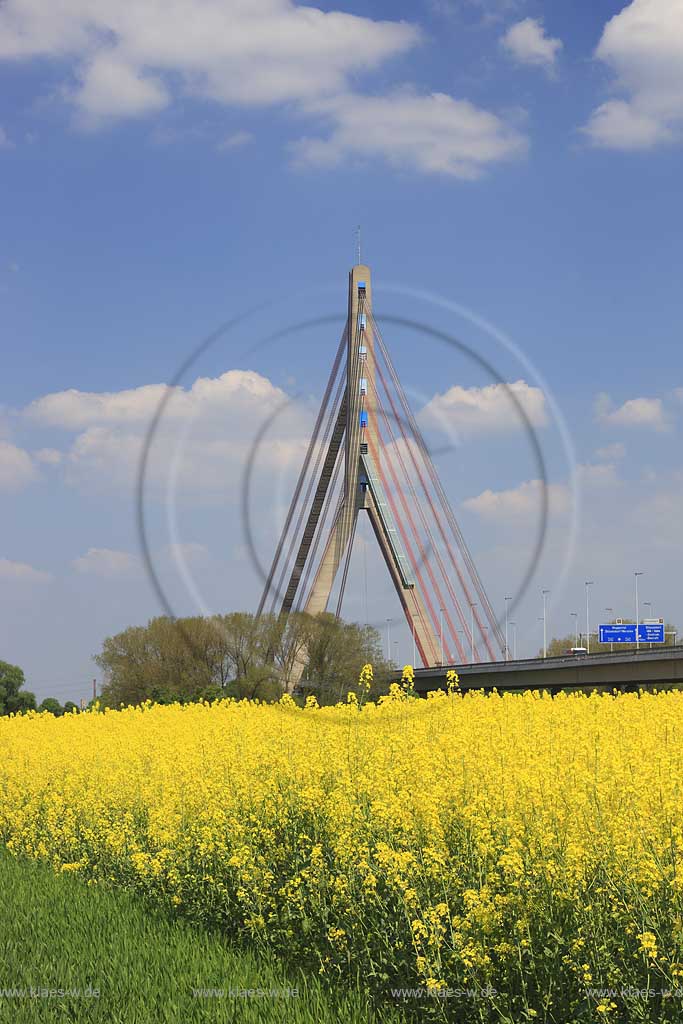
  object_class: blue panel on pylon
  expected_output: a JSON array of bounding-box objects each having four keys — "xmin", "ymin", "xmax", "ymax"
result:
[
  {"xmin": 358, "ymin": 281, "xmax": 366, "ymax": 289},
  {"xmin": 359, "ymin": 411, "xmax": 368, "ymax": 428}
]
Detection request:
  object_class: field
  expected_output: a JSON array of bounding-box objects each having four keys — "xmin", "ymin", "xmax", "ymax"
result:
[
  {"xmin": 2, "ymin": 687, "xmax": 683, "ymax": 1022},
  {"xmin": 0, "ymin": 848, "xmax": 393, "ymax": 1023}
]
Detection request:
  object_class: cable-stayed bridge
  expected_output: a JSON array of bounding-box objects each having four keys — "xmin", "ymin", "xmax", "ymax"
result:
[{"xmin": 258, "ymin": 263, "xmax": 505, "ymax": 682}]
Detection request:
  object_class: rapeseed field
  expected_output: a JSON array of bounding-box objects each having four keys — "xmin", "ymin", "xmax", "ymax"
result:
[{"xmin": 2, "ymin": 685, "xmax": 683, "ymax": 1022}]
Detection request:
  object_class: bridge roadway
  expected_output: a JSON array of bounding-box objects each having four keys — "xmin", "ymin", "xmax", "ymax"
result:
[{"xmin": 414, "ymin": 646, "xmax": 683, "ymax": 695}]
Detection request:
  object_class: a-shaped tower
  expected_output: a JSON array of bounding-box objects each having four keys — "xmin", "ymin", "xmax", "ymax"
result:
[{"xmin": 258, "ymin": 264, "xmax": 504, "ymax": 673}]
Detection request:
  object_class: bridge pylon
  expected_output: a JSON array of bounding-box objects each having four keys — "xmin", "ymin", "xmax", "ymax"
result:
[{"xmin": 258, "ymin": 263, "xmax": 504, "ymax": 682}]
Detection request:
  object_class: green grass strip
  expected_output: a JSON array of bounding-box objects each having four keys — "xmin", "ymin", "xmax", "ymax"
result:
[{"xmin": 0, "ymin": 850, "xmax": 404, "ymax": 1023}]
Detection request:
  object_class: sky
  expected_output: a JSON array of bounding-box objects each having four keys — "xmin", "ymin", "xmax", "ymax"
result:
[{"xmin": 1, "ymin": 0, "xmax": 683, "ymax": 703}]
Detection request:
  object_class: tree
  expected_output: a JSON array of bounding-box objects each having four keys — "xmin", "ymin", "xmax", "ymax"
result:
[
  {"xmin": 0, "ymin": 660, "xmax": 37, "ymax": 715},
  {"xmin": 300, "ymin": 613, "xmax": 391, "ymax": 705},
  {"xmin": 95, "ymin": 611, "xmax": 391, "ymax": 708},
  {"xmin": 63, "ymin": 701, "xmax": 79, "ymax": 714},
  {"xmin": 38, "ymin": 697, "xmax": 64, "ymax": 716}
]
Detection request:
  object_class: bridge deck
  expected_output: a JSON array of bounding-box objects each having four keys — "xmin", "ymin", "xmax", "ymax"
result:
[{"xmin": 414, "ymin": 647, "xmax": 683, "ymax": 694}]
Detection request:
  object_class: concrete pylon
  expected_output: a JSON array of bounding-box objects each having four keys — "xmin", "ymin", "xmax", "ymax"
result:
[{"xmin": 274, "ymin": 265, "xmax": 440, "ymax": 681}]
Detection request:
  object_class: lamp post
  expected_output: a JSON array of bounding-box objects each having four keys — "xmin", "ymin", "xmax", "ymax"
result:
[
  {"xmin": 386, "ymin": 618, "xmax": 392, "ymax": 661},
  {"xmin": 571, "ymin": 612, "xmax": 578, "ymax": 648},
  {"xmin": 605, "ymin": 607, "xmax": 614, "ymax": 652},
  {"xmin": 644, "ymin": 601, "xmax": 652, "ymax": 649},
  {"xmin": 504, "ymin": 596, "xmax": 512, "ymax": 662},
  {"xmin": 542, "ymin": 589, "xmax": 549, "ymax": 658},
  {"xmin": 411, "ymin": 619, "xmax": 416, "ymax": 668},
  {"xmin": 585, "ymin": 581, "xmax": 594, "ymax": 654},
  {"xmin": 634, "ymin": 572, "xmax": 644, "ymax": 652},
  {"xmin": 509, "ymin": 621, "xmax": 517, "ymax": 660},
  {"xmin": 394, "ymin": 640, "xmax": 399, "ymax": 666},
  {"xmin": 470, "ymin": 603, "xmax": 478, "ymax": 664}
]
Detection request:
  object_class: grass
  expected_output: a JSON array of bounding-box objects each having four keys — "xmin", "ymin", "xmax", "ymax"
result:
[{"xmin": 0, "ymin": 849, "xmax": 404, "ymax": 1023}]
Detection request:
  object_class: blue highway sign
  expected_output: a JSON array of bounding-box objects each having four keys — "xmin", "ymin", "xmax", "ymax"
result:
[{"xmin": 598, "ymin": 623, "xmax": 665, "ymax": 644}]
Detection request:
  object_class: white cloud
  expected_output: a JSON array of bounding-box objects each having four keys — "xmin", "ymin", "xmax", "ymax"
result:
[
  {"xmin": 34, "ymin": 448, "xmax": 64, "ymax": 465},
  {"xmin": 25, "ymin": 370, "xmax": 280, "ymax": 428},
  {"xmin": 595, "ymin": 442, "xmax": 626, "ymax": 462},
  {"xmin": 71, "ymin": 53, "xmax": 169, "ymax": 123},
  {"xmin": 0, "ymin": 440, "xmax": 37, "ymax": 491},
  {"xmin": 462, "ymin": 478, "xmax": 570, "ymax": 521},
  {"xmin": 24, "ymin": 369, "xmax": 311, "ymax": 498},
  {"xmin": 0, "ymin": 125, "xmax": 12, "ymax": 147},
  {"xmin": 165, "ymin": 541, "xmax": 210, "ymax": 564},
  {"xmin": 420, "ymin": 380, "xmax": 547, "ymax": 438},
  {"xmin": 218, "ymin": 131, "xmax": 254, "ymax": 151},
  {"xmin": 295, "ymin": 90, "xmax": 527, "ymax": 179},
  {"xmin": 73, "ymin": 547, "xmax": 139, "ymax": 576},
  {"xmin": 0, "ymin": 0, "xmax": 419, "ymax": 121},
  {"xmin": 0, "ymin": 557, "xmax": 52, "ymax": 583},
  {"xmin": 583, "ymin": 0, "xmax": 683, "ymax": 150},
  {"xmin": 595, "ymin": 392, "xmax": 668, "ymax": 431},
  {"xmin": 501, "ymin": 18, "xmax": 562, "ymax": 73}
]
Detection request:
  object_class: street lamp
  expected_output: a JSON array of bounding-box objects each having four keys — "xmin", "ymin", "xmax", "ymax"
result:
[
  {"xmin": 470, "ymin": 603, "xmax": 478, "ymax": 664},
  {"xmin": 509, "ymin": 621, "xmax": 517, "ymax": 660},
  {"xmin": 605, "ymin": 608, "xmax": 614, "ymax": 653},
  {"xmin": 386, "ymin": 618, "xmax": 392, "ymax": 661},
  {"xmin": 634, "ymin": 572, "xmax": 644, "ymax": 652},
  {"xmin": 542, "ymin": 589, "xmax": 549, "ymax": 659},
  {"xmin": 394, "ymin": 640, "xmax": 399, "ymax": 666},
  {"xmin": 644, "ymin": 602, "xmax": 652, "ymax": 649},
  {"xmin": 571, "ymin": 612, "xmax": 578, "ymax": 648},
  {"xmin": 585, "ymin": 581, "xmax": 594, "ymax": 654},
  {"xmin": 504, "ymin": 596, "xmax": 512, "ymax": 662}
]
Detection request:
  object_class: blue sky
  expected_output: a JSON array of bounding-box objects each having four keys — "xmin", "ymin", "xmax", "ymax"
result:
[{"xmin": 1, "ymin": 0, "xmax": 682, "ymax": 701}]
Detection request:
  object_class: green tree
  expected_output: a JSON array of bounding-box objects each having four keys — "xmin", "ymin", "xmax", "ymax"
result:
[
  {"xmin": 96, "ymin": 612, "xmax": 390, "ymax": 709},
  {"xmin": 63, "ymin": 701, "xmax": 79, "ymax": 714},
  {"xmin": 38, "ymin": 697, "xmax": 64, "ymax": 716},
  {"xmin": 0, "ymin": 660, "xmax": 37, "ymax": 715},
  {"xmin": 300, "ymin": 614, "xmax": 391, "ymax": 705}
]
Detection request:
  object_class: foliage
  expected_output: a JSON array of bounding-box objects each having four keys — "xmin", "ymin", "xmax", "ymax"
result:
[
  {"xmin": 0, "ymin": 849, "xmax": 393, "ymax": 1024},
  {"xmin": 3, "ymin": 690, "xmax": 683, "ymax": 1021},
  {"xmin": 38, "ymin": 697, "xmax": 64, "ymax": 717},
  {"xmin": 96, "ymin": 612, "xmax": 389, "ymax": 708},
  {"xmin": 0, "ymin": 660, "xmax": 37, "ymax": 716}
]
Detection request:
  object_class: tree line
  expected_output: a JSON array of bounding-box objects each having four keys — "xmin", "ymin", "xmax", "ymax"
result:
[
  {"xmin": 94, "ymin": 611, "xmax": 393, "ymax": 708},
  {"xmin": 0, "ymin": 661, "xmax": 80, "ymax": 716},
  {"xmin": 2, "ymin": 612, "xmax": 394, "ymax": 715}
]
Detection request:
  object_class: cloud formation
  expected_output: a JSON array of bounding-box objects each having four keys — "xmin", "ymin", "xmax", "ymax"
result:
[
  {"xmin": 24, "ymin": 369, "xmax": 311, "ymax": 498},
  {"xmin": 420, "ymin": 380, "xmax": 547, "ymax": 438},
  {"xmin": 584, "ymin": 0, "xmax": 683, "ymax": 149},
  {"xmin": 0, "ymin": 0, "xmax": 528, "ymax": 178},
  {"xmin": 0, "ymin": 557, "xmax": 52, "ymax": 583},
  {"xmin": 0, "ymin": 440, "xmax": 37, "ymax": 492},
  {"xmin": 595, "ymin": 392, "xmax": 668, "ymax": 431},
  {"xmin": 295, "ymin": 90, "xmax": 527, "ymax": 179},
  {"xmin": 73, "ymin": 547, "xmax": 139, "ymax": 576},
  {"xmin": 462, "ymin": 478, "xmax": 570, "ymax": 520},
  {"xmin": 0, "ymin": 0, "xmax": 418, "ymax": 121},
  {"xmin": 501, "ymin": 18, "xmax": 562, "ymax": 73}
]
